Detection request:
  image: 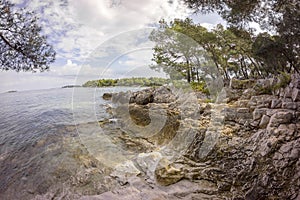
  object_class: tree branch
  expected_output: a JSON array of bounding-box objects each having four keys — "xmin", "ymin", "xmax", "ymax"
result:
[{"xmin": 0, "ymin": 32, "xmax": 33, "ymax": 61}]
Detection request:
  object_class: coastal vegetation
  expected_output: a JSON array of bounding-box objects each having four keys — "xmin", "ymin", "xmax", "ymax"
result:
[
  {"xmin": 149, "ymin": 1, "xmax": 299, "ymax": 84},
  {"xmin": 149, "ymin": 19, "xmax": 298, "ymax": 84},
  {"xmin": 0, "ymin": 0, "xmax": 299, "ymax": 199},
  {"xmin": 83, "ymin": 1, "xmax": 299, "ymax": 96},
  {"xmin": 82, "ymin": 77, "xmax": 170, "ymax": 87},
  {"xmin": 83, "ymin": 77, "xmax": 210, "ymax": 94}
]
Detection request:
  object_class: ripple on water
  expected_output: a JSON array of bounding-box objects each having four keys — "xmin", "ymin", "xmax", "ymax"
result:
[{"xmin": 0, "ymin": 87, "xmax": 139, "ymax": 199}]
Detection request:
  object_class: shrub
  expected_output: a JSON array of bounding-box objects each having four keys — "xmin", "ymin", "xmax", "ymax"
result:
[
  {"xmin": 273, "ymin": 72, "xmax": 291, "ymax": 90},
  {"xmin": 190, "ymin": 82, "xmax": 210, "ymax": 95}
]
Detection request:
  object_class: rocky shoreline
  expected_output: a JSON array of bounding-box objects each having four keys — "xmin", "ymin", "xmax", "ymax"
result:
[{"xmin": 92, "ymin": 74, "xmax": 300, "ymax": 199}]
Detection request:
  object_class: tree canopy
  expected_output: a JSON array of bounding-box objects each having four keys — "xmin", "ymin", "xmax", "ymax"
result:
[
  {"xmin": 150, "ymin": 19, "xmax": 215, "ymax": 83},
  {"xmin": 0, "ymin": 0, "xmax": 55, "ymax": 72},
  {"xmin": 183, "ymin": 0, "xmax": 299, "ymax": 72},
  {"xmin": 82, "ymin": 77, "xmax": 170, "ymax": 87},
  {"xmin": 150, "ymin": 17, "xmax": 298, "ymax": 84},
  {"xmin": 149, "ymin": 0, "xmax": 299, "ymax": 83}
]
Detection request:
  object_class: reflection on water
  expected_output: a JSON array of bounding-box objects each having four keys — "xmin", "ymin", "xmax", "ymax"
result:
[{"xmin": 0, "ymin": 87, "xmax": 139, "ymax": 199}]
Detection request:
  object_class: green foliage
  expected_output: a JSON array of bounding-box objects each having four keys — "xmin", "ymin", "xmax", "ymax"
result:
[
  {"xmin": 150, "ymin": 18, "xmax": 215, "ymax": 83},
  {"xmin": 278, "ymin": 72, "xmax": 291, "ymax": 88},
  {"xmin": 150, "ymin": 16, "xmax": 298, "ymax": 83},
  {"xmin": 204, "ymin": 98, "xmax": 213, "ymax": 103},
  {"xmin": 183, "ymin": 0, "xmax": 299, "ymax": 72},
  {"xmin": 252, "ymin": 33, "xmax": 290, "ymax": 75},
  {"xmin": 150, "ymin": 18, "xmax": 274, "ymax": 82},
  {"xmin": 273, "ymin": 72, "xmax": 291, "ymax": 90},
  {"xmin": 253, "ymin": 72, "xmax": 291, "ymax": 95},
  {"xmin": 190, "ymin": 81, "xmax": 210, "ymax": 94},
  {"xmin": 256, "ymin": 84, "xmax": 273, "ymax": 95},
  {"xmin": 83, "ymin": 77, "xmax": 211, "ymax": 95},
  {"xmin": 82, "ymin": 77, "xmax": 170, "ymax": 87},
  {"xmin": 0, "ymin": 0, "xmax": 55, "ymax": 72}
]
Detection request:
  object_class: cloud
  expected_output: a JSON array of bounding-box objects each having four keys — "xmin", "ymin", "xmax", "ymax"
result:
[
  {"xmin": 0, "ymin": 71, "xmax": 76, "ymax": 93},
  {"xmin": 0, "ymin": 60, "xmax": 79, "ymax": 92},
  {"xmin": 249, "ymin": 22, "xmax": 263, "ymax": 34},
  {"xmin": 50, "ymin": 60, "xmax": 81, "ymax": 76},
  {"xmin": 2, "ymin": 0, "xmax": 225, "ymax": 92},
  {"xmin": 10, "ymin": 0, "xmax": 24, "ymax": 5},
  {"xmin": 191, "ymin": 13, "xmax": 226, "ymax": 30},
  {"xmin": 71, "ymin": 0, "xmax": 189, "ymax": 31},
  {"xmin": 16, "ymin": 0, "xmax": 189, "ymax": 62}
]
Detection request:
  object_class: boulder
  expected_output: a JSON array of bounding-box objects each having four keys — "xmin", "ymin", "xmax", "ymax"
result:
[
  {"xmin": 249, "ymin": 95, "xmax": 273, "ymax": 108},
  {"xmin": 259, "ymin": 115, "xmax": 270, "ymax": 129},
  {"xmin": 154, "ymin": 158, "xmax": 184, "ymax": 186},
  {"xmin": 129, "ymin": 86, "xmax": 177, "ymax": 105},
  {"xmin": 270, "ymin": 99, "xmax": 282, "ymax": 109},
  {"xmin": 290, "ymin": 73, "xmax": 300, "ymax": 89},
  {"xmin": 284, "ymin": 87, "xmax": 293, "ymax": 98},
  {"xmin": 130, "ymin": 88, "xmax": 154, "ymax": 105},
  {"xmin": 110, "ymin": 161, "xmax": 141, "ymax": 184},
  {"xmin": 135, "ymin": 152, "xmax": 163, "ymax": 179},
  {"xmin": 102, "ymin": 93, "xmax": 113, "ymax": 100},
  {"xmin": 153, "ymin": 86, "xmax": 177, "ymax": 103},
  {"xmin": 128, "ymin": 104, "xmax": 151, "ymax": 126},
  {"xmin": 230, "ymin": 78, "xmax": 255, "ymax": 89},
  {"xmin": 256, "ymin": 99, "xmax": 272, "ymax": 109},
  {"xmin": 282, "ymin": 102, "xmax": 298, "ymax": 110},
  {"xmin": 268, "ymin": 111, "xmax": 294, "ymax": 128},
  {"xmin": 112, "ymin": 91, "xmax": 131, "ymax": 104},
  {"xmin": 241, "ymin": 88, "xmax": 257, "ymax": 100},
  {"xmin": 224, "ymin": 87, "xmax": 243, "ymax": 102},
  {"xmin": 252, "ymin": 108, "xmax": 268, "ymax": 121},
  {"xmin": 292, "ymin": 88, "xmax": 300, "ymax": 102},
  {"xmin": 223, "ymin": 107, "xmax": 237, "ymax": 121}
]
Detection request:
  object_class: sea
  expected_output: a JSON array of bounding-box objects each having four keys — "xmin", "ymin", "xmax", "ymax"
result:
[{"xmin": 0, "ymin": 87, "xmax": 139, "ymax": 199}]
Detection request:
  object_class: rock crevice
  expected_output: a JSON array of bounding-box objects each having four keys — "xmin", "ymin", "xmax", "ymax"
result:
[{"xmin": 98, "ymin": 75, "xmax": 300, "ymax": 200}]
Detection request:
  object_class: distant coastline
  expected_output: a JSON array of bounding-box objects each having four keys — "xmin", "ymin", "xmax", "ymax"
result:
[
  {"xmin": 82, "ymin": 77, "xmax": 169, "ymax": 88},
  {"xmin": 62, "ymin": 85, "xmax": 82, "ymax": 88},
  {"xmin": 7, "ymin": 90, "xmax": 17, "ymax": 93}
]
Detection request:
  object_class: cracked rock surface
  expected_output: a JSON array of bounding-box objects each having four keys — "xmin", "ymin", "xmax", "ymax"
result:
[{"xmin": 95, "ymin": 75, "xmax": 300, "ymax": 200}]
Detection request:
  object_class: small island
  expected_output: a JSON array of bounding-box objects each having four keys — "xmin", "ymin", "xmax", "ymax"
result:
[
  {"xmin": 7, "ymin": 90, "xmax": 17, "ymax": 93},
  {"xmin": 62, "ymin": 85, "xmax": 82, "ymax": 88},
  {"xmin": 82, "ymin": 77, "xmax": 170, "ymax": 87}
]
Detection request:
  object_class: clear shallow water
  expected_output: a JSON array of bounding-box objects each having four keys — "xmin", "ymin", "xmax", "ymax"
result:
[
  {"xmin": 0, "ymin": 87, "xmax": 139, "ymax": 154},
  {"xmin": 0, "ymin": 87, "xmax": 141, "ymax": 199}
]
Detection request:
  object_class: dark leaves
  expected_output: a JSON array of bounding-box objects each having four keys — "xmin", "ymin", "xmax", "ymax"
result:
[{"xmin": 0, "ymin": 0, "xmax": 55, "ymax": 72}]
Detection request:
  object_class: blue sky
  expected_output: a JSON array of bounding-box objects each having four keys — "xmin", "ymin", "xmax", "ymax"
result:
[{"xmin": 0, "ymin": 0, "xmax": 227, "ymax": 92}]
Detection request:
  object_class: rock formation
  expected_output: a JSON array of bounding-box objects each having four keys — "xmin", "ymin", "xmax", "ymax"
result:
[{"xmin": 94, "ymin": 75, "xmax": 300, "ymax": 200}]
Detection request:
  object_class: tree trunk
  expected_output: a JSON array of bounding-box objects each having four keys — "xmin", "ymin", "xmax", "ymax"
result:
[
  {"xmin": 247, "ymin": 55, "xmax": 261, "ymax": 77},
  {"xmin": 196, "ymin": 69, "xmax": 200, "ymax": 82},
  {"xmin": 186, "ymin": 59, "xmax": 191, "ymax": 83},
  {"xmin": 191, "ymin": 67, "xmax": 195, "ymax": 82}
]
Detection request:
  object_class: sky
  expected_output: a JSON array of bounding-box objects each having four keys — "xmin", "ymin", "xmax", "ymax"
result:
[{"xmin": 0, "ymin": 0, "xmax": 226, "ymax": 93}]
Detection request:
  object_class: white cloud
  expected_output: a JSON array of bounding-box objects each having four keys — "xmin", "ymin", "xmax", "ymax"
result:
[
  {"xmin": 191, "ymin": 13, "xmax": 226, "ymax": 30},
  {"xmin": 2, "ymin": 0, "xmax": 226, "ymax": 92},
  {"xmin": 249, "ymin": 22, "xmax": 264, "ymax": 34},
  {"xmin": 19, "ymin": 0, "xmax": 189, "ymax": 62},
  {"xmin": 71, "ymin": 0, "xmax": 189, "ymax": 31},
  {"xmin": 200, "ymin": 22, "xmax": 218, "ymax": 30},
  {"xmin": 10, "ymin": 0, "xmax": 24, "ymax": 4},
  {"xmin": 0, "ymin": 60, "xmax": 79, "ymax": 92},
  {"xmin": 50, "ymin": 60, "xmax": 80, "ymax": 76},
  {"xmin": 0, "ymin": 71, "xmax": 76, "ymax": 93}
]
